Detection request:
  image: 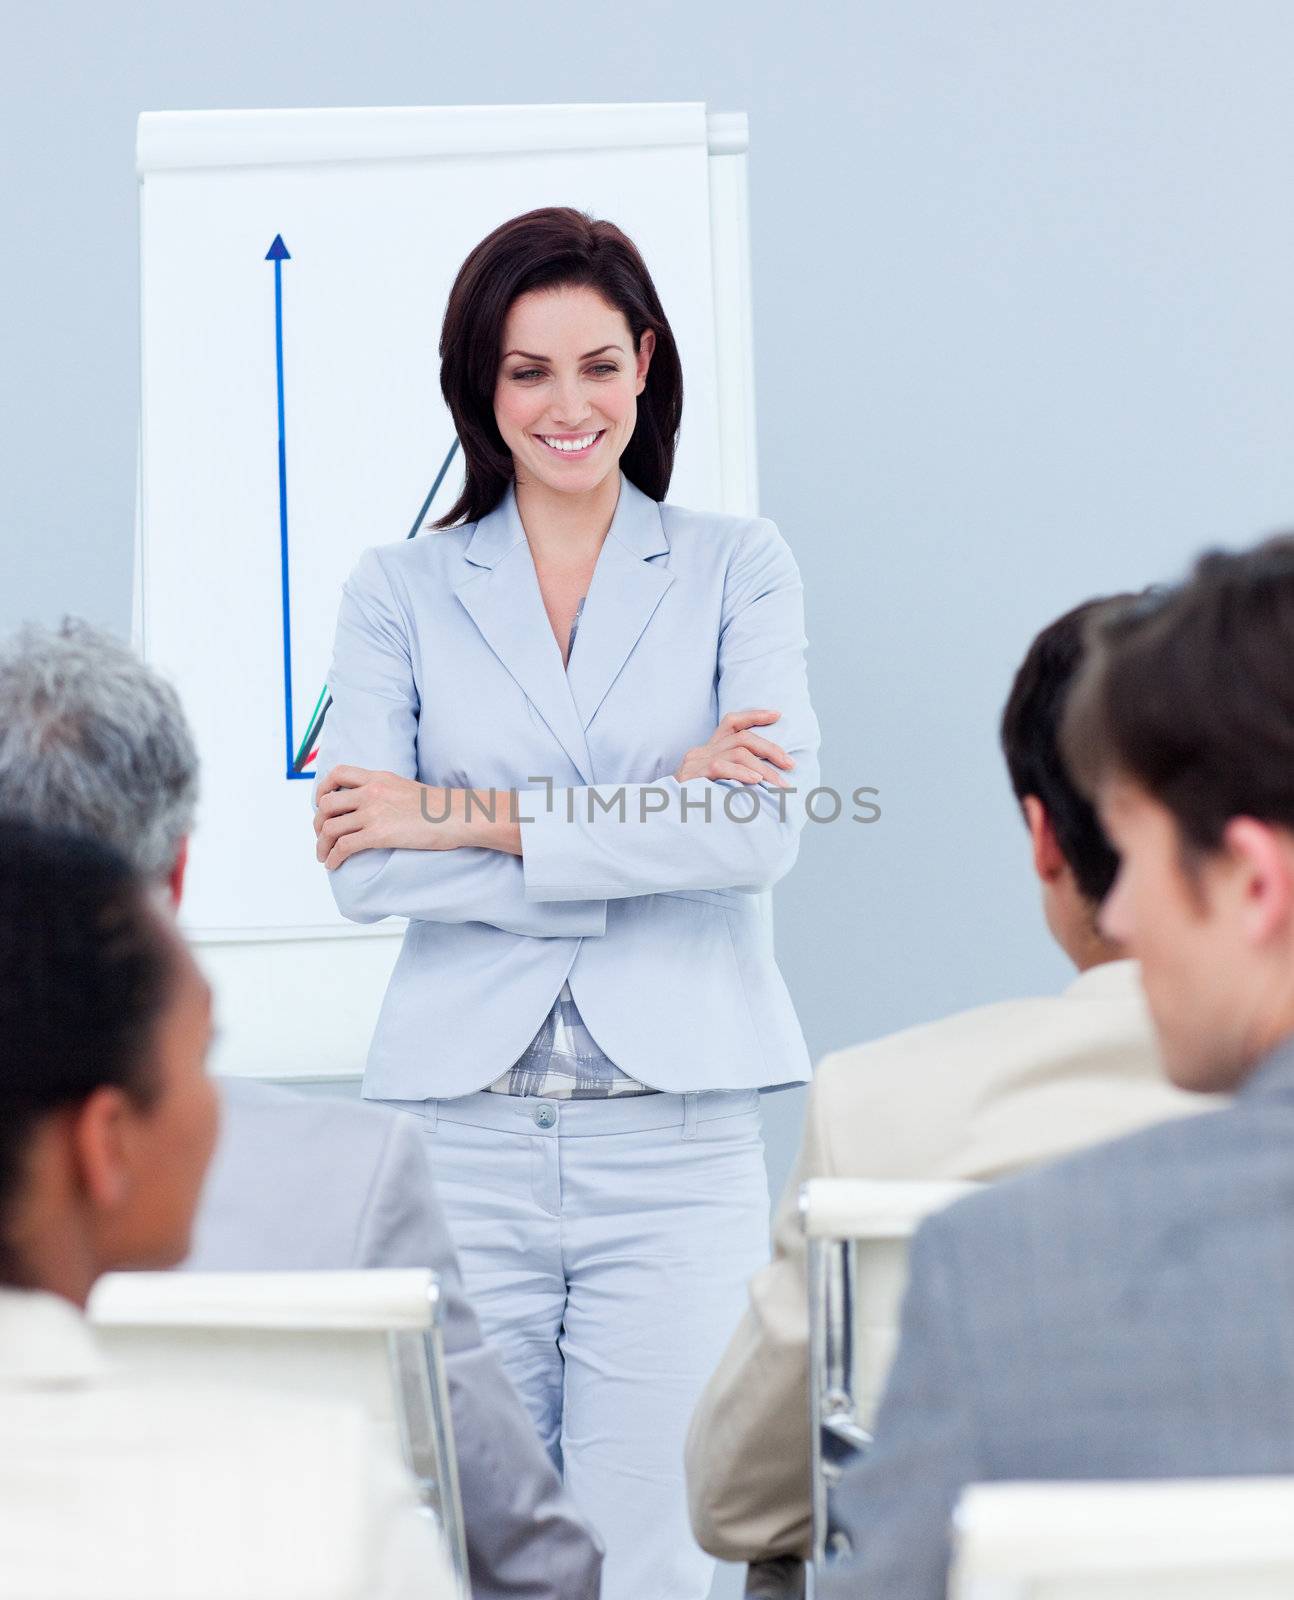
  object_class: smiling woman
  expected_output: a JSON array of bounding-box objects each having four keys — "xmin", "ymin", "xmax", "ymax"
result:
[
  {"xmin": 311, "ymin": 206, "xmax": 821, "ymax": 1600},
  {"xmin": 434, "ymin": 206, "xmax": 682, "ymax": 528},
  {"xmin": 492, "ymin": 287, "xmax": 655, "ymax": 551}
]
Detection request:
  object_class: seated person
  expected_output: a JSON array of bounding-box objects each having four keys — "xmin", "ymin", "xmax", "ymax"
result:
[
  {"xmin": 0, "ymin": 618, "xmax": 602, "ymax": 1600},
  {"xmin": 686, "ymin": 595, "xmax": 1221, "ymax": 1566},
  {"xmin": 0, "ymin": 824, "xmax": 450, "ymax": 1598},
  {"xmin": 822, "ymin": 535, "xmax": 1294, "ymax": 1599}
]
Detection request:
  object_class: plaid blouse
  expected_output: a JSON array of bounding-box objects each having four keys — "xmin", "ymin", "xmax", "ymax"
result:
[{"xmin": 488, "ymin": 596, "xmax": 656, "ymax": 1099}]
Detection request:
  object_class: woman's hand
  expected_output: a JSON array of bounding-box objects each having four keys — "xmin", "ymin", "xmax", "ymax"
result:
[
  {"xmin": 314, "ymin": 766, "xmax": 460, "ymax": 869},
  {"xmin": 673, "ymin": 709, "xmax": 795, "ymax": 788}
]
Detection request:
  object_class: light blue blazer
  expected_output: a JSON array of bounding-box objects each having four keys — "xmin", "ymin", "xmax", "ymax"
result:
[{"xmin": 315, "ymin": 472, "xmax": 821, "ymax": 1099}]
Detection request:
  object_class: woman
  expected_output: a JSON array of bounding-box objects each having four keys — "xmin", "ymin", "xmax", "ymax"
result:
[{"xmin": 312, "ymin": 206, "xmax": 820, "ymax": 1600}]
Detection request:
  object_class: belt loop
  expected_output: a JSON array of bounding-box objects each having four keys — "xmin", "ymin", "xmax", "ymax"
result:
[
  {"xmin": 682, "ymin": 1092, "xmax": 699, "ymax": 1141},
  {"xmin": 422, "ymin": 1097, "xmax": 439, "ymax": 1133}
]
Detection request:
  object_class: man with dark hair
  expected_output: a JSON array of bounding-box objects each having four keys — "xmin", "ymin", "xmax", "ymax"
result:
[
  {"xmin": 1000, "ymin": 597, "xmax": 1122, "ymax": 920},
  {"xmin": 686, "ymin": 596, "xmax": 1218, "ymax": 1572},
  {"xmin": 0, "ymin": 823, "xmax": 450, "ymax": 1595},
  {"xmin": 821, "ymin": 534, "xmax": 1294, "ymax": 1600}
]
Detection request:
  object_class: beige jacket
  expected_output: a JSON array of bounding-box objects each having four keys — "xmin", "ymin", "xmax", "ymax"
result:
[{"xmin": 684, "ymin": 959, "xmax": 1222, "ymax": 1562}]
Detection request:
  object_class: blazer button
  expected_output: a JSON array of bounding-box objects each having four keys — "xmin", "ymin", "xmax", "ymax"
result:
[{"xmin": 533, "ymin": 1103, "xmax": 556, "ymax": 1129}]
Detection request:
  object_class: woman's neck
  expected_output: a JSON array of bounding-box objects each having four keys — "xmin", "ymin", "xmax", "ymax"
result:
[{"xmin": 514, "ymin": 466, "xmax": 622, "ymax": 567}]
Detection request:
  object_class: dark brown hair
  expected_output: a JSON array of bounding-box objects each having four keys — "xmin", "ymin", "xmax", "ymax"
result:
[
  {"xmin": 1061, "ymin": 534, "xmax": 1294, "ymax": 857},
  {"xmin": 0, "ymin": 823, "xmax": 171, "ymax": 1282},
  {"xmin": 1000, "ymin": 595, "xmax": 1133, "ymax": 903},
  {"xmin": 433, "ymin": 207, "xmax": 683, "ymax": 528}
]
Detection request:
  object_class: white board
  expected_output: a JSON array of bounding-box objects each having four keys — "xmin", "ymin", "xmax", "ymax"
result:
[{"xmin": 135, "ymin": 102, "xmax": 758, "ymax": 1076}]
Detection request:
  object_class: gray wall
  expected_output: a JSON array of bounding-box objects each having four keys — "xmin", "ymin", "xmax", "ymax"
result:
[{"xmin": 9, "ymin": 0, "xmax": 1294, "ymax": 1252}]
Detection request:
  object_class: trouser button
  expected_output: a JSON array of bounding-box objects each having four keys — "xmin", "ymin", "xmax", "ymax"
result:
[{"xmin": 533, "ymin": 1103, "xmax": 556, "ymax": 1129}]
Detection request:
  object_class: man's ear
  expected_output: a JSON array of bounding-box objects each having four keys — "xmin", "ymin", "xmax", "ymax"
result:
[
  {"xmin": 1220, "ymin": 817, "xmax": 1294, "ymax": 948},
  {"xmin": 70, "ymin": 1088, "xmax": 134, "ymax": 1210},
  {"xmin": 167, "ymin": 836, "xmax": 189, "ymax": 911},
  {"xmin": 635, "ymin": 328, "xmax": 656, "ymax": 395},
  {"xmin": 1022, "ymin": 794, "xmax": 1067, "ymax": 884}
]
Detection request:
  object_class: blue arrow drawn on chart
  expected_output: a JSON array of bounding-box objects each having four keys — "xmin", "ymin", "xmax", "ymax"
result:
[
  {"xmin": 267, "ymin": 235, "xmax": 463, "ymax": 782},
  {"xmin": 266, "ymin": 234, "xmax": 311, "ymax": 781}
]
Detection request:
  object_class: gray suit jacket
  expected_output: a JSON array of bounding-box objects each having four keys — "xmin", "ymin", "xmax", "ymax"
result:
[
  {"xmin": 186, "ymin": 1078, "xmax": 603, "ymax": 1600},
  {"xmin": 822, "ymin": 1038, "xmax": 1294, "ymax": 1600}
]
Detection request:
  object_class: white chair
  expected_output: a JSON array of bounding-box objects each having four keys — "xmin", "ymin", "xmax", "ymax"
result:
[
  {"xmin": 801, "ymin": 1177, "xmax": 981, "ymax": 1573},
  {"xmin": 951, "ymin": 1478, "xmax": 1294, "ymax": 1599},
  {"xmin": 0, "ymin": 1381, "xmax": 442, "ymax": 1600},
  {"xmin": 89, "ymin": 1268, "xmax": 469, "ymax": 1599}
]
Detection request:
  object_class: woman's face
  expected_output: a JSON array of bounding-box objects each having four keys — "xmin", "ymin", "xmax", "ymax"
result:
[{"xmin": 494, "ymin": 284, "xmax": 655, "ymax": 499}]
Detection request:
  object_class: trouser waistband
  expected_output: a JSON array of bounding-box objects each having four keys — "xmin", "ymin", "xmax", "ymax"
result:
[{"xmin": 374, "ymin": 1087, "xmax": 760, "ymax": 1138}]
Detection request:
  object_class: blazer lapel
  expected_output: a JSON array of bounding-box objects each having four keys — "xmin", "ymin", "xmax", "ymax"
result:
[
  {"xmin": 566, "ymin": 477, "xmax": 675, "ymax": 732},
  {"xmin": 452, "ymin": 476, "xmax": 675, "ymax": 785},
  {"xmin": 453, "ymin": 490, "xmax": 595, "ymax": 784}
]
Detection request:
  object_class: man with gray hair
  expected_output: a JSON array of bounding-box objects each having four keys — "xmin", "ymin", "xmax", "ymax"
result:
[
  {"xmin": 0, "ymin": 617, "xmax": 604, "ymax": 1600},
  {"xmin": 0, "ymin": 619, "xmax": 199, "ymax": 894}
]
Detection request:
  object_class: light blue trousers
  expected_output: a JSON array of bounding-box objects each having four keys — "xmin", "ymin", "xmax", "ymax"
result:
[{"xmin": 384, "ymin": 1088, "xmax": 770, "ymax": 1600}]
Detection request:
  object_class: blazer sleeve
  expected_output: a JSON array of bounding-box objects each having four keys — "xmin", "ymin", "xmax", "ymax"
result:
[
  {"xmin": 817, "ymin": 1215, "xmax": 982, "ymax": 1600},
  {"xmin": 517, "ymin": 517, "xmax": 822, "ymax": 901},
  {"xmin": 315, "ymin": 548, "xmax": 608, "ymax": 939}
]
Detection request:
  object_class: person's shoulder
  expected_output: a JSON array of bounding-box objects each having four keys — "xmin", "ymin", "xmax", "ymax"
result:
[
  {"xmin": 216, "ymin": 1077, "xmax": 406, "ymax": 1169},
  {"xmin": 350, "ymin": 523, "xmax": 474, "ymax": 591},
  {"xmin": 659, "ymin": 499, "xmax": 774, "ymax": 542},
  {"xmin": 659, "ymin": 499, "xmax": 790, "ymax": 565},
  {"xmin": 813, "ymin": 985, "xmax": 1102, "ymax": 1099},
  {"xmin": 924, "ymin": 1095, "xmax": 1238, "ymax": 1257}
]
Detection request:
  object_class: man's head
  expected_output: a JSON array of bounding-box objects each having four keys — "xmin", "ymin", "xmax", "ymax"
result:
[
  {"xmin": 1001, "ymin": 596, "xmax": 1133, "ymax": 970},
  {"xmin": 0, "ymin": 823, "xmax": 218, "ymax": 1304},
  {"xmin": 0, "ymin": 619, "xmax": 198, "ymax": 905},
  {"xmin": 1063, "ymin": 537, "xmax": 1294, "ymax": 1093}
]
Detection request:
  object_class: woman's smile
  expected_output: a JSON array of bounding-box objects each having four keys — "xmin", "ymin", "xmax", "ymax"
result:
[
  {"xmin": 534, "ymin": 429, "xmax": 606, "ymax": 459},
  {"xmin": 491, "ymin": 284, "xmax": 655, "ymax": 510}
]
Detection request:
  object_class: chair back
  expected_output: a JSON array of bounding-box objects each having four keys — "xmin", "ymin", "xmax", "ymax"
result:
[
  {"xmin": 951, "ymin": 1478, "xmax": 1294, "ymax": 1598},
  {"xmin": 89, "ymin": 1268, "xmax": 469, "ymax": 1598},
  {"xmin": 0, "ymin": 1382, "xmax": 408, "ymax": 1599},
  {"xmin": 801, "ymin": 1177, "xmax": 981, "ymax": 1571}
]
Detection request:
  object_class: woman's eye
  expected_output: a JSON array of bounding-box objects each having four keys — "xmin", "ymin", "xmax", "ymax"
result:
[{"xmin": 507, "ymin": 363, "xmax": 617, "ymax": 380}]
